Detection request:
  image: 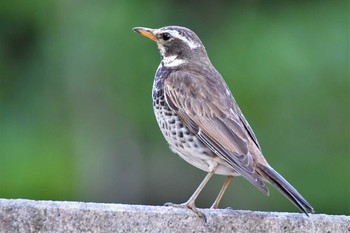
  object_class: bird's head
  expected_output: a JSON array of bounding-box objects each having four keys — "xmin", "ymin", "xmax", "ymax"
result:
[{"xmin": 133, "ymin": 26, "xmax": 209, "ymax": 67}]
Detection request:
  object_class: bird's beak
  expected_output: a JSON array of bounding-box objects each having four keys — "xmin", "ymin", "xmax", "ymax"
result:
[{"xmin": 133, "ymin": 27, "xmax": 158, "ymax": 42}]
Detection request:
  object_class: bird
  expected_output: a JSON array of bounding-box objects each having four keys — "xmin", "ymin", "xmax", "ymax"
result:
[{"xmin": 133, "ymin": 25, "xmax": 314, "ymax": 219}]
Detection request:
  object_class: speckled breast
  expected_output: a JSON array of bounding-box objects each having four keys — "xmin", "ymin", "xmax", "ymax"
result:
[{"xmin": 151, "ymin": 65, "xmax": 218, "ymax": 173}]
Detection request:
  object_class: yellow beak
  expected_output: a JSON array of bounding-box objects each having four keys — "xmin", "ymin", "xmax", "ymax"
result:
[{"xmin": 133, "ymin": 27, "xmax": 158, "ymax": 42}]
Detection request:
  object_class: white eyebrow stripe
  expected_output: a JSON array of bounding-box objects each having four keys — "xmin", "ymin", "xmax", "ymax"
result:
[{"xmin": 171, "ymin": 30, "xmax": 201, "ymax": 49}]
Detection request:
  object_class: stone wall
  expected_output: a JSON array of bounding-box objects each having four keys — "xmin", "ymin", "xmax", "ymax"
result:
[{"xmin": 0, "ymin": 199, "xmax": 349, "ymax": 232}]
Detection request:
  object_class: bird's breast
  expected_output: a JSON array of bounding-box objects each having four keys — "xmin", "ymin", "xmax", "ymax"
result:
[{"xmin": 151, "ymin": 66, "xmax": 239, "ymax": 176}]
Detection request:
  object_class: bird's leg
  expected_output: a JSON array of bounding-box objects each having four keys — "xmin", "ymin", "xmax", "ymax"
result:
[
  {"xmin": 210, "ymin": 176, "xmax": 233, "ymax": 209},
  {"xmin": 165, "ymin": 170, "xmax": 216, "ymax": 220}
]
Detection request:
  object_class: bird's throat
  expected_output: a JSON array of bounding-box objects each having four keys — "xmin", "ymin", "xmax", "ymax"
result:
[{"xmin": 162, "ymin": 55, "xmax": 187, "ymax": 67}]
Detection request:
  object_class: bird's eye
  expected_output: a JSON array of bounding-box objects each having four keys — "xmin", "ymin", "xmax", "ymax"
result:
[{"xmin": 161, "ymin": 33, "xmax": 171, "ymax": 41}]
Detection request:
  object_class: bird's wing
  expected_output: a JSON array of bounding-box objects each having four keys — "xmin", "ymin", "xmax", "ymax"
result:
[
  {"xmin": 164, "ymin": 69, "xmax": 268, "ymax": 194},
  {"xmin": 233, "ymin": 99, "xmax": 262, "ymax": 150}
]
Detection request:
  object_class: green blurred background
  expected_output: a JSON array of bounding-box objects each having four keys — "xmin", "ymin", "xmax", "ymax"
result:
[{"xmin": 0, "ymin": 0, "xmax": 349, "ymax": 215}]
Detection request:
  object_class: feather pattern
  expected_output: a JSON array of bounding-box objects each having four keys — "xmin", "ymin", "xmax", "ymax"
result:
[
  {"xmin": 134, "ymin": 25, "xmax": 314, "ymax": 215},
  {"xmin": 164, "ymin": 67, "xmax": 268, "ymax": 194}
]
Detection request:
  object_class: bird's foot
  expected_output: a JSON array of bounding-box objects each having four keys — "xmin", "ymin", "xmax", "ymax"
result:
[{"xmin": 164, "ymin": 201, "xmax": 207, "ymax": 222}]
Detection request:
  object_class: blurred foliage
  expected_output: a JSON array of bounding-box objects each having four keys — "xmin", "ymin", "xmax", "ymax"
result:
[{"xmin": 0, "ymin": 0, "xmax": 349, "ymax": 215}]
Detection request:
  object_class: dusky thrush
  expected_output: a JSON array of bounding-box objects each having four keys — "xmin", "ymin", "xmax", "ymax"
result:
[{"xmin": 133, "ymin": 26, "xmax": 314, "ymax": 218}]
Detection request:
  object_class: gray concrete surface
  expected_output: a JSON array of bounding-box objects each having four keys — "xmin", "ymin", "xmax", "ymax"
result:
[{"xmin": 0, "ymin": 199, "xmax": 349, "ymax": 233}]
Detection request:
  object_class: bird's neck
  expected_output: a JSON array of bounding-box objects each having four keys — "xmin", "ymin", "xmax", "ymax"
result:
[{"xmin": 161, "ymin": 55, "xmax": 187, "ymax": 67}]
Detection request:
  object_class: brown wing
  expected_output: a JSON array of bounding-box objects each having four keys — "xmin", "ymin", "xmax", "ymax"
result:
[
  {"xmin": 164, "ymin": 69, "xmax": 268, "ymax": 194},
  {"xmin": 232, "ymin": 98, "xmax": 262, "ymax": 151}
]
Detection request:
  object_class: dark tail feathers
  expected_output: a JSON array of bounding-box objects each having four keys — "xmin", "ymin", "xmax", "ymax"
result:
[{"xmin": 257, "ymin": 164, "xmax": 314, "ymax": 216}]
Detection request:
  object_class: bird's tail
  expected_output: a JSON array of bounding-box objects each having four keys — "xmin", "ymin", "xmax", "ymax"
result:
[{"xmin": 257, "ymin": 164, "xmax": 314, "ymax": 216}]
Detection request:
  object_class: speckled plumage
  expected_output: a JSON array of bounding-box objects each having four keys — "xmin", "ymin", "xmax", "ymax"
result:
[
  {"xmin": 152, "ymin": 63, "xmax": 243, "ymax": 177},
  {"xmin": 133, "ymin": 26, "xmax": 314, "ymax": 217}
]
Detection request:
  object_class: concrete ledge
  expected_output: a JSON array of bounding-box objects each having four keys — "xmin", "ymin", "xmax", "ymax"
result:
[{"xmin": 0, "ymin": 199, "xmax": 349, "ymax": 233}]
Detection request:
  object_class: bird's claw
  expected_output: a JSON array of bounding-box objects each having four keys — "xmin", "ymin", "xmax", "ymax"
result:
[{"xmin": 164, "ymin": 202, "xmax": 207, "ymax": 222}]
